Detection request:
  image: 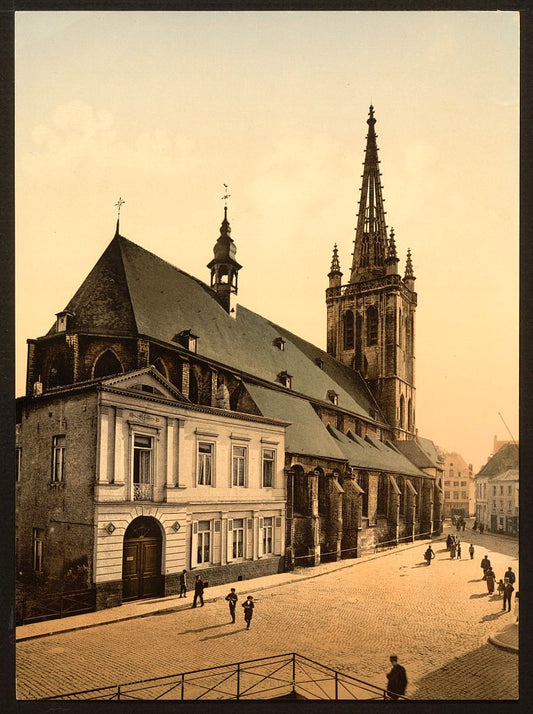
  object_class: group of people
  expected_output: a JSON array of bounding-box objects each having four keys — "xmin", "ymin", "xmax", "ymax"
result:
[
  {"xmin": 472, "ymin": 520, "xmax": 485, "ymax": 534},
  {"xmin": 178, "ymin": 570, "xmax": 256, "ymax": 628},
  {"xmin": 480, "ymin": 557, "xmax": 516, "ymax": 611}
]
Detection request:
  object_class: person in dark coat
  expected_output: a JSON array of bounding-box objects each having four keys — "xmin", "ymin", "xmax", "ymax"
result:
[
  {"xmin": 179, "ymin": 569, "xmax": 187, "ymax": 598},
  {"xmin": 225, "ymin": 588, "xmax": 238, "ymax": 623},
  {"xmin": 504, "ymin": 566, "xmax": 516, "ymax": 585},
  {"xmin": 386, "ymin": 655, "xmax": 408, "ymax": 700},
  {"xmin": 480, "ymin": 555, "xmax": 491, "ymax": 579},
  {"xmin": 192, "ymin": 575, "xmax": 204, "ymax": 608},
  {"xmin": 456, "ymin": 541, "xmax": 462, "ymax": 559},
  {"xmin": 446, "ymin": 534, "xmax": 453, "ymax": 551},
  {"xmin": 468, "ymin": 544, "xmax": 475, "ymax": 560},
  {"xmin": 424, "ymin": 545, "xmax": 435, "ymax": 565},
  {"xmin": 242, "ymin": 595, "xmax": 254, "ymax": 629},
  {"xmin": 502, "ymin": 579, "xmax": 514, "ymax": 612}
]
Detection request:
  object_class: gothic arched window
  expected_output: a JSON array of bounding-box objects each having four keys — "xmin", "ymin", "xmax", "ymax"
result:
[
  {"xmin": 343, "ymin": 310, "xmax": 354, "ymax": 350},
  {"xmin": 408, "ymin": 398, "xmax": 413, "ymax": 431},
  {"xmin": 93, "ymin": 350, "xmax": 123, "ymax": 379},
  {"xmin": 377, "ymin": 473, "xmax": 388, "ymax": 516},
  {"xmin": 399, "ymin": 394, "xmax": 405, "ymax": 429},
  {"xmin": 398, "ymin": 309, "xmax": 402, "ymax": 348},
  {"xmin": 361, "ymin": 234, "xmax": 370, "ymax": 267},
  {"xmin": 358, "ymin": 471, "xmax": 369, "ymax": 518},
  {"xmin": 366, "ymin": 306, "xmax": 378, "ymax": 346}
]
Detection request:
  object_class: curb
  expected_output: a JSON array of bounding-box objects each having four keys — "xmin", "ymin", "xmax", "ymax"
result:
[
  {"xmin": 16, "ymin": 537, "xmax": 437, "ymax": 642},
  {"xmin": 488, "ymin": 624, "xmax": 519, "ymax": 654}
]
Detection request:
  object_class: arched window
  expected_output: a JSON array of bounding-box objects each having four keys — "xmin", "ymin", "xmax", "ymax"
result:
[
  {"xmin": 358, "ymin": 471, "xmax": 369, "ymax": 518},
  {"xmin": 405, "ymin": 315, "xmax": 411, "ymax": 354},
  {"xmin": 361, "ymin": 233, "xmax": 370, "ymax": 267},
  {"xmin": 152, "ymin": 358, "xmax": 169, "ymax": 380},
  {"xmin": 377, "ymin": 473, "xmax": 389, "ymax": 515},
  {"xmin": 366, "ymin": 306, "xmax": 378, "ymax": 346},
  {"xmin": 408, "ymin": 398, "xmax": 413, "ymax": 431},
  {"xmin": 93, "ymin": 350, "xmax": 123, "ymax": 379},
  {"xmin": 399, "ymin": 395, "xmax": 405, "ymax": 429},
  {"xmin": 398, "ymin": 309, "xmax": 402, "ymax": 348},
  {"xmin": 343, "ymin": 310, "xmax": 354, "ymax": 350}
]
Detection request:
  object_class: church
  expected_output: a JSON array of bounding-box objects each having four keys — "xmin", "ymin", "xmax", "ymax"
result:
[{"xmin": 16, "ymin": 107, "xmax": 443, "ymax": 617}]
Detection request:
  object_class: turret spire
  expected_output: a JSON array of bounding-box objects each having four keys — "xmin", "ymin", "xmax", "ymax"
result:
[
  {"xmin": 350, "ymin": 106, "xmax": 388, "ymax": 283},
  {"xmin": 403, "ymin": 248, "xmax": 416, "ymax": 290},
  {"xmin": 207, "ymin": 191, "xmax": 242, "ymax": 315},
  {"xmin": 328, "ymin": 243, "xmax": 343, "ymax": 288}
]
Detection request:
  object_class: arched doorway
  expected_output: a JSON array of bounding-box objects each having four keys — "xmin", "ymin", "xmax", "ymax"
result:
[{"xmin": 122, "ymin": 516, "xmax": 163, "ymax": 601}]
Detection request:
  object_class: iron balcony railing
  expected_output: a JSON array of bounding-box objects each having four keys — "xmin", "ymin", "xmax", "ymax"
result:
[
  {"xmin": 133, "ymin": 483, "xmax": 154, "ymax": 501},
  {"xmin": 41, "ymin": 652, "xmax": 408, "ymax": 701}
]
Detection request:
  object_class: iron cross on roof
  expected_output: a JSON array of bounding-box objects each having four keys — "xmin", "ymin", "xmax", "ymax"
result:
[
  {"xmin": 115, "ymin": 196, "xmax": 125, "ymax": 219},
  {"xmin": 221, "ymin": 184, "xmax": 231, "ymax": 207}
]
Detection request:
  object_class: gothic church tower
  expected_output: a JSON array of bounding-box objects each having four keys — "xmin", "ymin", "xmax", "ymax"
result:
[{"xmin": 326, "ymin": 106, "xmax": 417, "ymax": 439}]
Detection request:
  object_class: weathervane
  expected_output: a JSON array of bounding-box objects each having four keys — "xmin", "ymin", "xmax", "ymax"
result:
[
  {"xmin": 221, "ymin": 184, "xmax": 231, "ymax": 207},
  {"xmin": 115, "ymin": 196, "xmax": 125, "ymax": 220}
]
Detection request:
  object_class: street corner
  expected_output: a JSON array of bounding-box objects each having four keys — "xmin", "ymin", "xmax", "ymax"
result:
[{"xmin": 488, "ymin": 621, "xmax": 518, "ymax": 654}]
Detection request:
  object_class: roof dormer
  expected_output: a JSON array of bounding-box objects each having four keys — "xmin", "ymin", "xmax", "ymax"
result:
[
  {"xmin": 278, "ymin": 371, "xmax": 292, "ymax": 389},
  {"xmin": 55, "ymin": 310, "xmax": 74, "ymax": 333},
  {"xmin": 273, "ymin": 336, "xmax": 286, "ymax": 351},
  {"xmin": 173, "ymin": 329, "xmax": 199, "ymax": 353}
]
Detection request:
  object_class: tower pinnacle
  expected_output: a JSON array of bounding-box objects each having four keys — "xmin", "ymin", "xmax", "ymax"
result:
[{"xmin": 350, "ymin": 106, "xmax": 388, "ymax": 283}]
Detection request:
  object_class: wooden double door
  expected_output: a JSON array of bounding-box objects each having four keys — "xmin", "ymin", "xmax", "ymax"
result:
[{"xmin": 122, "ymin": 517, "xmax": 163, "ymax": 601}]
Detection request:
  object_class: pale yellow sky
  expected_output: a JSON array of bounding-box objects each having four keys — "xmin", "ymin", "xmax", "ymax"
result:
[{"xmin": 15, "ymin": 11, "xmax": 519, "ymax": 471}]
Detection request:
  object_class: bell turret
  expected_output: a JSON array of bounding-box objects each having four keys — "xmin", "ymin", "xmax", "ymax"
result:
[{"xmin": 207, "ymin": 205, "xmax": 242, "ymax": 316}]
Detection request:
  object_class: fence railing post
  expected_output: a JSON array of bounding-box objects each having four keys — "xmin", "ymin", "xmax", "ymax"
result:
[
  {"xmin": 117, "ymin": 685, "xmax": 121, "ymax": 700},
  {"xmin": 335, "ymin": 670, "xmax": 338, "ymax": 699},
  {"xmin": 236, "ymin": 663, "xmax": 240, "ymax": 700},
  {"xmin": 181, "ymin": 673, "xmax": 185, "ymax": 700},
  {"xmin": 292, "ymin": 653, "xmax": 296, "ymax": 696}
]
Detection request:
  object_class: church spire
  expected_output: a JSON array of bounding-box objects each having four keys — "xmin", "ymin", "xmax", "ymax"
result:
[
  {"xmin": 207, "ymin": 192, "xmax": 242, "ymax": 316},
  {"xmin": 385, "ymin": 226, "xmax": 399, "ymax": 275},
  {"xmin": 350, "ymin": 106, "xmax": 388, "ymax": 283}
]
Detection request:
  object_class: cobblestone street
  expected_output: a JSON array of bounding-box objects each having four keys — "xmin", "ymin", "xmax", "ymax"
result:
[{"xmin": 16, "ymin": 527, "xmax": 518, "ymax": 700}]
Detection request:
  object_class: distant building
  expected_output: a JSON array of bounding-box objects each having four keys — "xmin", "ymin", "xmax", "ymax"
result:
[
  {"xmin": 475, "ymin": 443, "xmax": 519, "ymax": 536},
  {"xmin": 441, "ymin": 452, "xmax": 475, "ymax": 519}
]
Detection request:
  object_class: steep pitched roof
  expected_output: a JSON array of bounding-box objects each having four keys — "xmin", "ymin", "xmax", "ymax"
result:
[
  {"xmin": 477, "ymin": 443, "xmax": 519, "ymax": 478},
  {"xmin": 49, "ymin": 233, "xmax": 380, "ymax": 422},
  {"xmin": 393, "ymin": 439, "xmax": 439, "ymax": 470}
]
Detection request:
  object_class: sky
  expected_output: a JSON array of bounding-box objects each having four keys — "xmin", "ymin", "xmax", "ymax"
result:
[{"xmin": 15, "ymin": 10, "xmax": 519, "ymax": 472}]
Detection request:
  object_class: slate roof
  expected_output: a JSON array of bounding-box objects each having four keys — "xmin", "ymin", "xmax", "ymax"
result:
[
  {"xmin": 50, "ymin": 233, "xmax": 380, "ymax": 422},
  {"xmin": 393, "ymin": 439, "xmax": 440, "ymax": 470},
  {"xmin": 477, "ymin": 443, "xmax": 519, "ymax": 478},
  {"xmin": 327, "ymin": 425, "xmax": 428, "ymax": 477}
]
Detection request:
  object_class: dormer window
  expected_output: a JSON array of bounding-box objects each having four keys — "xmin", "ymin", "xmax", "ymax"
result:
[
  {"xmin": 278, "ymin": 371, "xmax": 292, "ymax": 389},
  {"xmin": 327, "ymin": 390, "xmax": 338, "ymax": 406},
  {"xmin": 315, "ymin": 357, "xmax": 324, "ymax": 369},
  {"xmin": 55, "ymin": 310, "xmax": 74, "ymax": 333},
  {"xmin": 174, "ymin": 329, "xmax": 199, "ymax": 353},
  {"xmin": 273, "ymin": 337, "xmax": 286, "ymax": 351}
]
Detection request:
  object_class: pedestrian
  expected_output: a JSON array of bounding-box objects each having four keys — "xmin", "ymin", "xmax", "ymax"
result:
[
  {"xmin": 179, "ymin": 569, "xmax": 187, "ymax": 598},
  {"xmin": 468, "ymin": 543, "xmax": 475, "ymax": 560},
  {"xmin": 446, "ymin": 534, "xmax": 452, "ymax": 551},
  {"xmin": 485, "ymin": 567, "xmax": 496, "ymax": 595},
  {"xmin": 514, "ymin": 592, "xmax": 519, "ymax": 622},
  {"xmin": 424, "ymin": 545, "xmax": 435, "ymax": 565},
  {"xmin": 225, "ymin": 587, "xmax": 238, "ymax": 623},
  {"xmin": 450, "ymin": 542, "xmax": 456, "ymax": 559},
  {"xmin": 192, "ymin": 575, "xmax": 204, "ymax": 608},
  {"xmin": 456, "ymin": 542, "xmax": 462, "ymax": 559},
  {"xmin": 385, "ymin": 655, "xmax": 408, "ymax": 700},
  {"xmin": 242, "ymin": 595, "xmax": 254, "ymax": 629},
  {"xmin": 502, "ymin": 579, "xmax": 514, "ymax": 612},
  {"xmin": 497, "ymin": 579, "xmax": 505, "ymax": 597},
  {"xmin": 473, "ymin": 520, "xmax": 477, "ymax": 532},
  {"xmin": 480, "ymin": 523, "xmax": 484, "ymax": 534},
  {"xmin": 480, "ymin": 555, "xmax": 491, "ymax": 580},
  {"xmin": 504, "ymin": 566, "xmax": 516, "ymax": 585}
]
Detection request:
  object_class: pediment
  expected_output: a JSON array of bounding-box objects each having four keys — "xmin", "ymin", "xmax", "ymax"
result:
[{"xmin": 101, "ymin": 367, "xmax": 189, "ymax": 402}]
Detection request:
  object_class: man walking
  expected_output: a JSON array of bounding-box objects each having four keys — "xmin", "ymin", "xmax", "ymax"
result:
[
  {"xmin": 480, "ymin": 555, "xmax": 491, "ymax": 579},
  {"xmin": 179, "ymin": 569, "xmax": 187, "ymax": 598},
  {"xmin": 242, "ymin": 595, "xmax": 254, "ymax": 629},
  {"xmin": 225, "ymin": 587, "xmax": 238, "ymax": 623},
  {"xmin": 424, "ymin": 545, "xmax": 435, "ymax": 565},
  {"xmin": 503, "ymin": 579, "xmax": 514, "ymax": 612},
  {"xmin": 385, "ymin": 655, "xmax": 408, "ymax": 700},
  {"xmin": 456, "ymin": 541, "xmax": 462, "ymax": 559},
  {"xmin": 192, "ymin": 575, "xmax": 204, "ymax": 608},
  {"xmin": 468, "ymin": 543, "xmax": 475, "ymax": 560}
]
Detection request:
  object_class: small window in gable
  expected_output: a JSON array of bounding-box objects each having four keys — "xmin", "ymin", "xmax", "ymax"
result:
[
  {"xmin": 174, "ymin": 330, "xmax": 199, "ymax": 353},
  {"xmin": 273, "ymin": 337, "xmax": 286, "ymax": 351},
  {"xmin": 278, "ymin": 371, "xmax": 292, "ymax": 389},
  {"xmin": 327, "ymin": 390, "xmax": 338, "ymax": 406}
]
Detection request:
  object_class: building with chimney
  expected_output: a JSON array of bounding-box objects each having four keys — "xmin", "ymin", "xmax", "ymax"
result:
[{"xmin": 16, "ymin": 107, "xmax": 443, "ymax": 617}]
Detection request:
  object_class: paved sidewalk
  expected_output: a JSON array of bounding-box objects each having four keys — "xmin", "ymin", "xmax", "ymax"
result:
[{"xmin": 16, "ymin": 537, "xmax": 430, "ymax": 642}]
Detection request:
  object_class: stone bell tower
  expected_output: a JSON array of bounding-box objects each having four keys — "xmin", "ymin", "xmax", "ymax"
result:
[{"xmin": 326, "ymin": 106, "xmax": 417, "ymax": 439}]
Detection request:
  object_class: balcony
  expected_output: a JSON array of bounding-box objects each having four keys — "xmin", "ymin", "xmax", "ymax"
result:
[{"xmin": 133, "ymin": 483, "xmax": 154, "ymax": 501}]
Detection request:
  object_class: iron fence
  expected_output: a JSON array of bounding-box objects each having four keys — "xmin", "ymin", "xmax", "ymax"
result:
[
  {"xmin": 18, "ymin": 588, "xmax": 96, "ymax": 625},
  {"xmin": 40, "ymin": 652, "xmax": 408, "ymax": 701}
]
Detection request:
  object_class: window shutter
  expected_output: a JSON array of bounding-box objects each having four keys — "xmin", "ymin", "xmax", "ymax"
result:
[
  {"xmin": 227, "ymin": 519, "xmax": 233, "ymax": 562},
  {"xmin": 246, "ymin": 518, "xmax": 253, "ymax": 559},
  {"xmin": 274, "ymin": 516, "xmax": 282, "ymax": 555},
  {"xmin": 258, "ymin": 518, "xmax": 264, "ymax": 557},
  {"xmin": 213, "ymin": 520, "xmax": 221, "ymax": 564},
  {"xmin": 191, "ymin": 521, "xmax": 198, "ymax": 567}
]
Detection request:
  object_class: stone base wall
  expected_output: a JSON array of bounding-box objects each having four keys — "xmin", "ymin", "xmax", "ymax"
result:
[
  {"xmin": 185, "ymin": 557, "xmax": 285, "ymax": 592},
  {"xmin": 95, "ymin": 580, "xmax": 123, "ymax": 610}
]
